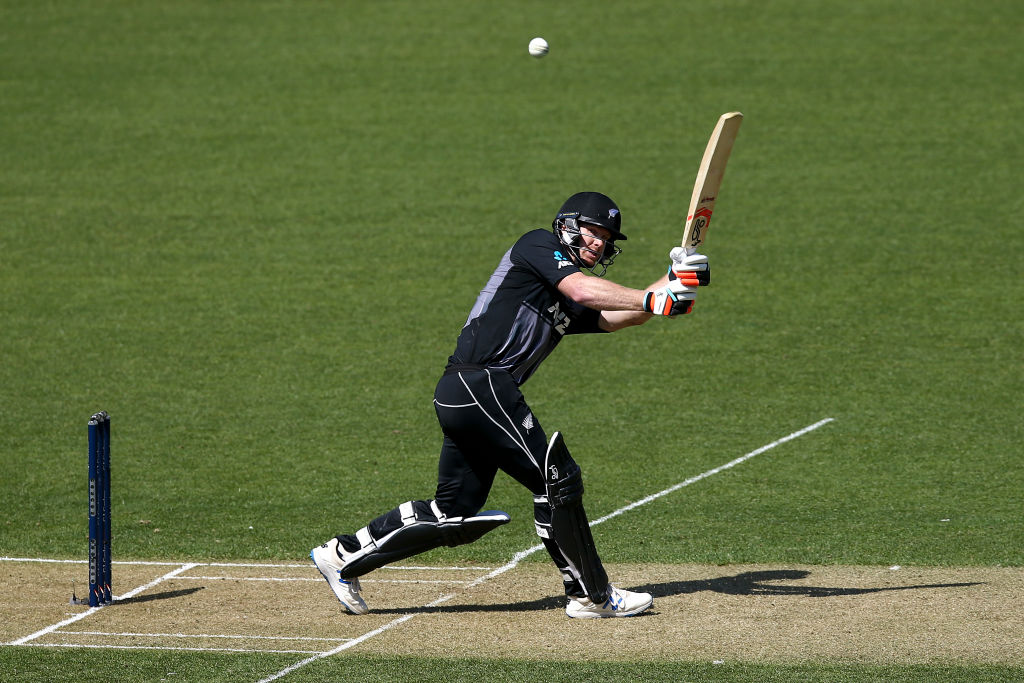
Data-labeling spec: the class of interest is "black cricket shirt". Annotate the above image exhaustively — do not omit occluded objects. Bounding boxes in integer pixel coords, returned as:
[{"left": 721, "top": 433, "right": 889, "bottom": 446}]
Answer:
[{"left": 446, "top": 229, "right": 606, "bottom": 385}]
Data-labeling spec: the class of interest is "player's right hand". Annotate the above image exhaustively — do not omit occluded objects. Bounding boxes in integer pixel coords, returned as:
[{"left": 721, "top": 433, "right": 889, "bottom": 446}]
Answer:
[
  {"left": 669, "top": 248, "right": 710, "bottom": 286},
  {"left": 643, "top": 279, "right": 697, "bottom": 316}
]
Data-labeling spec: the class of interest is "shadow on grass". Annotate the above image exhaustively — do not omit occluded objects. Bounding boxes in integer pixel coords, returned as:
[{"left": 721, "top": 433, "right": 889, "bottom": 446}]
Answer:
[{"left": 370, "top": 569, "right": 982, "bottom": 615}]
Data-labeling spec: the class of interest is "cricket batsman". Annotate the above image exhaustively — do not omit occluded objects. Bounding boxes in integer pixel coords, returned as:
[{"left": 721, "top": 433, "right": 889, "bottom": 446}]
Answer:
[{"left": 312, "top": 191, "right": 709, "bottom": 618}]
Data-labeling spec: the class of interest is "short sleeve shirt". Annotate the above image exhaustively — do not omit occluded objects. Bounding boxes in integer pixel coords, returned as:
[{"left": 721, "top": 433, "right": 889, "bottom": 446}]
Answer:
[{"left": 447, "top": 229, "right": 606, "bottom": 385}]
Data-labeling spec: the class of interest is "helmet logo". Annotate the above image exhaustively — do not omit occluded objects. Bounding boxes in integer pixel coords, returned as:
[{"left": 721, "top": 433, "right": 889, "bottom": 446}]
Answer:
[{"left": 608, "top": 209, "right": 619, "bottom": 218}]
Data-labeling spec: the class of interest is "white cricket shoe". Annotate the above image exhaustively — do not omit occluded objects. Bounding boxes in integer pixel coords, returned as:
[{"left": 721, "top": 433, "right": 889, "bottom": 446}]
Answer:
[
  {"left": 565, "top": 584, "right": 653, "bottom": 619},
  {"left": 311, "top": 538, "right": 368, "bottom": 615}
]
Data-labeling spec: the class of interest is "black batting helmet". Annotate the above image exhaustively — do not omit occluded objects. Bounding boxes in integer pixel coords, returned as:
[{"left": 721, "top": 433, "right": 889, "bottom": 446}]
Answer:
[
  {"left": 552, "top": 191, "right": 627, "bottom": 241},
  {"left": 551, "top": 191, "right": 625, "bottom": 277}
]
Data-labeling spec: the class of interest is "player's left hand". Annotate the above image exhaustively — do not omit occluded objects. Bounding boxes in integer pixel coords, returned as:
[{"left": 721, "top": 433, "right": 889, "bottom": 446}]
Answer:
[
  {"left": 668, "top": 247, "right": 710, "bottom": 286},
  {"left": 643, "top": 279, "right": 698, "bottom": 316}
]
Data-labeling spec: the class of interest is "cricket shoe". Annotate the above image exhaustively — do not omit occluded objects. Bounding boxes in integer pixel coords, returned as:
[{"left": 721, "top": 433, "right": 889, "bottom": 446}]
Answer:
[
  {"left": 565, "top": 584, "right": 653, "bottom": 619},
  {"left": 311, "top": 538, "right": 368, "bottom": 615}
]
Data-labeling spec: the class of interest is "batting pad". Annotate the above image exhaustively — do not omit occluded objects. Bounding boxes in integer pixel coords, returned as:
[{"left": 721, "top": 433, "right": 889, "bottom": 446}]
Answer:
[{"left": 340, "top": 504, "right": 511, "bottom": 579}]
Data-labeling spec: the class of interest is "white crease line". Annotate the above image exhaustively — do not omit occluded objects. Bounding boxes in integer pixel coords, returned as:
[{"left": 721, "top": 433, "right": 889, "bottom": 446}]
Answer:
[
  {"left": 258, "top": 417, "right": 835, "bottom": 682},
  {"left": 173, "top": 576, "right": 466, "bottom": 585},
  {"left": 193, "top": 562, "right": 310, "bottom": 568},
  {"left": 8, "top": 563, "right": 199, "bottom": 646},
  {"left": 116, "top": 563, "right": 202, "bottom": 601},
  {"left": 363, "top": 579, "right": 468, "bottom": 584},
  {"left": 5, "top": 420, "right": 834, "bottom": 661},
  {"left": 195, "top": 563, "right": 492, "bottom": 572},
  {"left": 471, "top": 418, "right": 837, "bottom": 585},
  {"left": 58, "top": 630, "right": 348, "bottom": 642},
  {"left": 257, "top": 589, "right": 460, "bottom": 683},
  {"left": 176, "top": 576, "right": 321, "bottom": 582},
  {"left": 21, "top": 642, "right": 325, "bottom": 654},
  {"left": 465, "top": 545, "right": 546, "bottom": 587},
  {"left": 255, "top": 615, "right": 418, "bottom": 683},
  {"left": 0, "top": 557, "right": 188, "bottom": 566},
  {"left": 0, "top": 557, "right": 492, "bottom": 572},
  {"left": 376, "top": 565, "right": 494, "bottom": 571},
  {"left": 591, "top": 417, "right": 837, "bottom": 527}
]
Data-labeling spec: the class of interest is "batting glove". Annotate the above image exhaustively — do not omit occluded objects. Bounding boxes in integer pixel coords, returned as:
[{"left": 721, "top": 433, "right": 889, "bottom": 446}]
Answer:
[
  {"left": 668, "top": 247, "right": 710, "bottom": 287},
  {"left": 643, "top": 279, "right": 697, "bottom": 316}
]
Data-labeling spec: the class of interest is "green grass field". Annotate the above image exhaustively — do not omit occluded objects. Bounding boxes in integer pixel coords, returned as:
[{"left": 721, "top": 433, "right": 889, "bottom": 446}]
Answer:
[{"left": 2, "top": 0, "right": 1021, "bottom": 680}]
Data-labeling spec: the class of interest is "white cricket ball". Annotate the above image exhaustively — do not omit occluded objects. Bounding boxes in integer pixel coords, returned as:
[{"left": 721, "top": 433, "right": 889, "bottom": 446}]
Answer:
[{"left": 528, "top": 37, "right": 549, "bottom": 58}]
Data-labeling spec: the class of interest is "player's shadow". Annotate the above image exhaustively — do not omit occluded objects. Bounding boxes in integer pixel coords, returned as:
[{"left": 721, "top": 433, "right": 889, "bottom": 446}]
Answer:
[
  {"left": 629, "top": 569, "right": 983, "bottom": 599},
  {"left": 372, "top": 569, "right": 981, "bottom": 615},
  {"left": 115, "top": 586, "right": 205, "bottom": 604}
]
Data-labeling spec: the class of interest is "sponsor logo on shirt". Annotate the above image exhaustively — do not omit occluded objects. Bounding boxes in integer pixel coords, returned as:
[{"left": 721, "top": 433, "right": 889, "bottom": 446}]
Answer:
[{"left": 553, "top": 250, "right": 573, "bottom": 269}]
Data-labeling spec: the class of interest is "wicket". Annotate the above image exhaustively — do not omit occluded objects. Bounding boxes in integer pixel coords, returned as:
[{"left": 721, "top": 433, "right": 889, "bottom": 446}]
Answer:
[{"left": 88, "top": 411, "right": 112, "bottom": 606}]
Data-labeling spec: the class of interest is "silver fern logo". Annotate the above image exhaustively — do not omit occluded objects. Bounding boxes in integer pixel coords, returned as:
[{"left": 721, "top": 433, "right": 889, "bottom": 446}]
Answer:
[{"left": 522, "top": 412, "right": 534, "bottom": 431}]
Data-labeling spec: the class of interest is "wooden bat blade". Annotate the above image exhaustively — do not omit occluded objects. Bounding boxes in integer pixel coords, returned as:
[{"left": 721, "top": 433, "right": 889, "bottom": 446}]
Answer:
[{"left": 681, "top": 111, "right": 743, "bottom": 253}]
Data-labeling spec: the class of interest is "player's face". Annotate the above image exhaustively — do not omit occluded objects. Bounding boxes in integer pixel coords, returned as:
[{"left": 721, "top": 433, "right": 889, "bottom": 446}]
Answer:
[{"left": 577, "top": 223, "right": 613, "bottom": 266}]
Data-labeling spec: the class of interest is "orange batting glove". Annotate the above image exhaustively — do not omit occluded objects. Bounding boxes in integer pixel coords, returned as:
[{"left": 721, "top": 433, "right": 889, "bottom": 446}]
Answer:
[{"left": 669, "top": 248, "right": 710, "bottom": 287}]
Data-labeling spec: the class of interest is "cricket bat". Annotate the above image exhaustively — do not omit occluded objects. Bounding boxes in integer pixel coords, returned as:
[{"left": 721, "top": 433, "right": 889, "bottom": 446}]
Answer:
[{"left": 680, "top": 111, "right": 743, "bottom": 254}]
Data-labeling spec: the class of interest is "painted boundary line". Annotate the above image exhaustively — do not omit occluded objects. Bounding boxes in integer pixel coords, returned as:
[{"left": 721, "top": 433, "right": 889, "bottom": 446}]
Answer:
[{"left": 256, "top": 417, "right": 835, "bottom": 682}]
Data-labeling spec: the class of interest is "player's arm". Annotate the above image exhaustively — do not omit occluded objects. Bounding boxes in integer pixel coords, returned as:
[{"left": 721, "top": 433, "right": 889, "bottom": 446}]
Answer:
[
  {"left": 557, "top": 250, "right": 710, "bottom": 332},
  {"left": 556, "top": 272, "right": 647, "bottom": 314},
  {"left": 597, "top": 272, "right": 669, "bottom": 331}
]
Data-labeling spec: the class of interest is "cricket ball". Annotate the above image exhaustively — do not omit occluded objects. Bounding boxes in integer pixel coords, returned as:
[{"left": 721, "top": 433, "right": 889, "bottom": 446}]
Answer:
[{"left": 528, "top": 37, "right": 549, "bottom": 58}]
